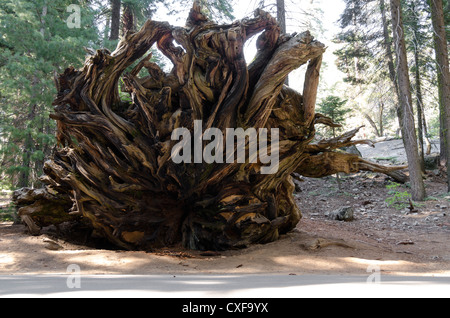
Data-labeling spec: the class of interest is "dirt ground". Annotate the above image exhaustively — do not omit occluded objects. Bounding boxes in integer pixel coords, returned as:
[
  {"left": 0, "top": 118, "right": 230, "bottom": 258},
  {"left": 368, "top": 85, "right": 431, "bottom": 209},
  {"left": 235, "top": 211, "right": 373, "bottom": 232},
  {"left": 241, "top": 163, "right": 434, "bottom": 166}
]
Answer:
[
  {"left": 1, "top": 141, "right": 449, "bottom": 277},
  {"left": 0, "top": 173, "right": 449, "bottom": 277}
]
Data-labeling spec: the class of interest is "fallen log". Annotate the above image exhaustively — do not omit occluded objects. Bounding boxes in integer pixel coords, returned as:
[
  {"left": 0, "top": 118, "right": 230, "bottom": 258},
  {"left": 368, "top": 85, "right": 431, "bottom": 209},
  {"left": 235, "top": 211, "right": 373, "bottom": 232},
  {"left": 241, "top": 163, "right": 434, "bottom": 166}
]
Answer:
[{"left": 13, "top": 1, "right": 407, "bottom": 251}]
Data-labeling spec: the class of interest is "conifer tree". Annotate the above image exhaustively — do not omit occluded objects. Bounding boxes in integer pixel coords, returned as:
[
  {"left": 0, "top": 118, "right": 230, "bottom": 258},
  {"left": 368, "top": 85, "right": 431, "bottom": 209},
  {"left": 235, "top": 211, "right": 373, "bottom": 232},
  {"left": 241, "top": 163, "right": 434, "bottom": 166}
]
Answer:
[{"left": 0, "top": 0, "right": 101, "bottom": 189}]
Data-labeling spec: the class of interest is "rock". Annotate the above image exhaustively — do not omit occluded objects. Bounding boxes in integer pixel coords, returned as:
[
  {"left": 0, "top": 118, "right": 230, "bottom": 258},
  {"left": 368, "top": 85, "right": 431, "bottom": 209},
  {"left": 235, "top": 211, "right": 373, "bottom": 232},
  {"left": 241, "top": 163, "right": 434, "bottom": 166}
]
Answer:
[
  {"left": 424, "top": 154, "right": 440, "bottom": 170},
  {"left": 431, "top": 169, "right": 440, "bottom": 176},
  {"left": 341, "top": 145, "right": 362, "bottom": 157},
  {"left": 43, "top": 238, "right": 64, "bottom": 251},
  {"left": 325, "top": 206, "right": 354, "bottom": 222}
]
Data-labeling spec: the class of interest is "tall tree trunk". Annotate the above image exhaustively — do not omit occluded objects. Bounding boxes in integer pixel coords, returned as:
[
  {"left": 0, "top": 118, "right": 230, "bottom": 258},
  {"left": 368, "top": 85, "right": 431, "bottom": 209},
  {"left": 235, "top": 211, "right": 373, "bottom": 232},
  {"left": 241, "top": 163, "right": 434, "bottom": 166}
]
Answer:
[
  {"left": 18, "top": 133, "right": 32, "bottom": 189},
  {"left": 430, "top": 0, "right": 450, "bottom": 191},
  {"left": 422, "top": 107, "right": 432, "bottom": 155},
  {"left": 276, "top": 0, "right": 287, "bottom": 34},
  {"left": 379, "top": 102, "right": 385, "bottom": 137},
  {"left": 276, "top": 0, "right": 289, "bottom": 86},
  {"left": 34, "top": 4, "right": 49, "bottom": 186},
  {"left": 122, "top": 3, "right": 134, "bottom": 35},
  {"left": 390, "top": 0, "right": 426, "bottom": 201},
  {"left": 414, "top": 36, "right": 426, "bottom": 172},
  {"left": 109, "top": 0, "right": 121, "bottom": 40},
  {"left": 18, "top": 104, "right": 36, "bottom": 188},
  {"left": 379, "top": 0, "right": 400, "bottom": 100},
  {"left": 364, "top": 113, "right": 381, "bottom": 137},
  {"left": 104, "top": 16, "right": 111, "bottom": 42}
]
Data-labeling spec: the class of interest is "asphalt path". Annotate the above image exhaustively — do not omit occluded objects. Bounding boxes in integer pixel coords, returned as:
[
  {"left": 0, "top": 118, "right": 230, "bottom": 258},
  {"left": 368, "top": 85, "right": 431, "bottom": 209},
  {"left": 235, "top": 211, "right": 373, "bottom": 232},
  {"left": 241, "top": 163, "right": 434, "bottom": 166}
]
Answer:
[{"left": 0, "top": 274, "right": 449, "bottom": 298}]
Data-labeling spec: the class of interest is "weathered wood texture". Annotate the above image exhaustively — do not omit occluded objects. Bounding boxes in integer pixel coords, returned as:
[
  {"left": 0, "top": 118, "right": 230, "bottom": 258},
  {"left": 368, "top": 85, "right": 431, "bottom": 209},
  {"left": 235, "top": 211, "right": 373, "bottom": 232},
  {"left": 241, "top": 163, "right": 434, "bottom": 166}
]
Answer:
[{"left": 13, "top": 2, "right": 407, "bottom": 251}]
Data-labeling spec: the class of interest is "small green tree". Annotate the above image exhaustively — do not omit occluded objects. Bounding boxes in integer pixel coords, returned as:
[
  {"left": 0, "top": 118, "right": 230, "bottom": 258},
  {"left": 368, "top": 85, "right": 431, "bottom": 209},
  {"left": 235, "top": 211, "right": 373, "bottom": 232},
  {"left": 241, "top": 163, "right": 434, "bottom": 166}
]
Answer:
[
  {"left": 317, "top": 95, "right": 351, "bottom": 138},
  {"left": 316, "top": 95, "right": 351, "bottom": 190}
]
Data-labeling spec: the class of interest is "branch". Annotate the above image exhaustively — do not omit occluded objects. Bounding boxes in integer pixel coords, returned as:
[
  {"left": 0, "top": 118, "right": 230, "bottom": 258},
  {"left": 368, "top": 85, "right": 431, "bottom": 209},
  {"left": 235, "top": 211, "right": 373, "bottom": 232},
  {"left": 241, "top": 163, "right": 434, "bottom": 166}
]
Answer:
[
  {"left": 244, "top": 31, "right": 325, "bottom": 129},
  {"left": 306, "top": 126, "right": 375, "bottom": 153},
  {"left": 295, "top": 152, "right": 408, "bottom": 183}
]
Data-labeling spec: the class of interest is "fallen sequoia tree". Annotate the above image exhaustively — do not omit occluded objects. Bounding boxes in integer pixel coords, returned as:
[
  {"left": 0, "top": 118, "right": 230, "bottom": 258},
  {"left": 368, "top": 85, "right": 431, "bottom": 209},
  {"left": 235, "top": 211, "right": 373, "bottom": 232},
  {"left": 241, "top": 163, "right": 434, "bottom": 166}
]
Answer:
[{"left": 13, "top": 2, "right": 407, "bottom": 251}]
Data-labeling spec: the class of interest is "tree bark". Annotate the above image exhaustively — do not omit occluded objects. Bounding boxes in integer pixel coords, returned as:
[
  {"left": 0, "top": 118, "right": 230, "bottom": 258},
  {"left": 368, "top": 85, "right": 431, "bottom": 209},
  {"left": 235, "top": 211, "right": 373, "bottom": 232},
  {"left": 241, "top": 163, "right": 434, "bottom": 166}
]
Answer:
[
  {"left": 390, "top": 0, "right": 426, "bottom": 201},
  {"left": 430, "top": 0, "right": 450, "bottom": 191},
  {"left": 276, "top": 0, "right": 287, "bottom": 34},
  {"left": 414, "top": 38, "right": 426, "bottom": 172},
  {"left": 276, "top": 0, "right": 288, "bottom": 86},
  {"left": 109, "top": 0, "right": 121, "bottom": 40},
  {"left": 364, "top": 113, "right": 381, "bottom": 137},
  {"left": 122, "top": 3, "right": 134, "bottom": 36},
  {"left": 13, "top": 2, "right": 407, "bottom": 251},
  {"left": 379, "top": 102, "right": 384, "bottom": 137},
  {"left": 379, "top": 0, "right": 400, "bottom": 100}
]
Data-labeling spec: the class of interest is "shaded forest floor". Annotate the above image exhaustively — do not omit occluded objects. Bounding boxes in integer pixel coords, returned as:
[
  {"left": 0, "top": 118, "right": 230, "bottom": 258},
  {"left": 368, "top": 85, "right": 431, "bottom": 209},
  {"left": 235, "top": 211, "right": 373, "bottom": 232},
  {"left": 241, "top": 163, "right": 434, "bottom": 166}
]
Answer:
[{"left": 1, "top": 140, "right": 450, "bottom": 277}]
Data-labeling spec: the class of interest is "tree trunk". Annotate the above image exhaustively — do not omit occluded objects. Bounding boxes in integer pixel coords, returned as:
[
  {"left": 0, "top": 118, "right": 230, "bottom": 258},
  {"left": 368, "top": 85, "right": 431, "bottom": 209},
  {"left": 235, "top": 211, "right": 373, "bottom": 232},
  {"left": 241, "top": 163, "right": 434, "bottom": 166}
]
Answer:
[
  {"left": 422, "top": 107, "right": 432, "bottom": 155},
  {"left": 379, "top": 0, "right": 400, "bottom": 100},
  {"left": 430, "top": 0, "right": 450, "bottom": 191},
  {"left": 390, "top": 0, "right": 426, "bottom": 201},
  {"left": 109, "top": 0, "right": 121, "bottom": 40},
  {"left": 378, "top": 102, "right": 384, "bottom": 137},
  {"left": 364, "top": 113, "right": 381, "bottom": 137},
  {"left": 18, "top": 130, "right": 32, "bottom": 188},
  {"left": 122, "top": 3, "right": 134, "bottom": 36},
  {"left": 276, "top": 0, "right": 288, "bottom": 86},
  {"left": 414, "top": 42, "right": 426, "bottom": 172},
  {"left": 276, "top": 0, "right": 287, "bottom": 34},
  {"left": 13, "top": 2, "right": 407, "bottom": 251}
]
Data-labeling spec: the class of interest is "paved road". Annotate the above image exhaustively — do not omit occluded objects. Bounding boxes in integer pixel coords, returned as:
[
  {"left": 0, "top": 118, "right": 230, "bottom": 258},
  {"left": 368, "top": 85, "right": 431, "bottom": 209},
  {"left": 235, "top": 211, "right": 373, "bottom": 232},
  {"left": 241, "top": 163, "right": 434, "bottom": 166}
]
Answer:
[{"left": 0, "top": 274, "right": 449, "bottom": 298}]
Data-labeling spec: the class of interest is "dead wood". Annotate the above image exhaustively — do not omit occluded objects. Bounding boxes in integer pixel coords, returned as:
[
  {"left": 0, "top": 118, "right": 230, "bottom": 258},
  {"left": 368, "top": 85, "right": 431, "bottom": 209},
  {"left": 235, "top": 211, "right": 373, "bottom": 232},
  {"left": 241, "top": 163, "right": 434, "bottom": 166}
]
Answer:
[{"left": 13, "top": 1, "right": 406, "bottom": 251}]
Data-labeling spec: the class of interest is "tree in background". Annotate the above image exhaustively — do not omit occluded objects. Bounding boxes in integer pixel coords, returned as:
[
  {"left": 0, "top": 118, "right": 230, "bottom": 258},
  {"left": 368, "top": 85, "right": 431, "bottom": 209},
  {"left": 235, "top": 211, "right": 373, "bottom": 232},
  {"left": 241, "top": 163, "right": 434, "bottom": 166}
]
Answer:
[
  {"left": 334, "top": 0, "right": 373, "bottom": 87},
  {"left": 109, "top": 0, "right": 121, "bottom": 40},
  {"left": 316, "top": 95, "right": 351, "bottom": 138},
  {"left": 403, "top": 0, "right": 435, "bottom": 169},
  {"left": 248, "top": 0, "right": 324, "bottom": 89},
  {"left": 390, "top": 0, "right": 426, "bottom": 201},
  {"left": 0, "top": 0, "right": 101, "bottom": 189},
  {"left": 0, "top": 0, "right": 236, "bottom": 191},
  {"left": 334, "top": 0, "right": 440, "bottom": 143},
  {"left": 166, "top": 0, "right": 235, "bottom": 22},
  {"left": 316, "top": 95, "right": 351, "bottom": 190},
  {"left": 252, "top": 0, "right": 324, "bottom": 37},
  {"left": 429, "top": 0, "right": 450, "bottom": 191},
  {"left": 334, "top": 0, "right": 399, "bottom": 138},
  {"left": 108, "top": 0, "right": 164, "bottom": 41}
]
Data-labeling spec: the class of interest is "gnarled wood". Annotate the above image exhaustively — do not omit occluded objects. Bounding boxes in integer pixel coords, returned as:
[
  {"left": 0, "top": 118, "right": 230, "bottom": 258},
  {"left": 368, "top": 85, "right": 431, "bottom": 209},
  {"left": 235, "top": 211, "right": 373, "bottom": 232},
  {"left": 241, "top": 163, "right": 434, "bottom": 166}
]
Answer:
[{"left": 13, "top": 1, "right": 406, "bottom": 251}]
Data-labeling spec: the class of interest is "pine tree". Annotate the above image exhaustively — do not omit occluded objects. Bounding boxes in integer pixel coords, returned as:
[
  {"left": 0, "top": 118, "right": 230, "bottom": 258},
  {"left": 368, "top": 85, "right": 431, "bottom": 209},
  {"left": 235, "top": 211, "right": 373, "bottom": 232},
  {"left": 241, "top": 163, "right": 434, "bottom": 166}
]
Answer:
[
  {"left": 429, "top": 0, "right": 450, "bottom": 191},
  {"left": 0, "top": 0, "right": 101, "bottom": 189},
  {"left": 317, "top": 95, "right": 351, "bottom": 138},
  {"left": 333, "top": 0, "right": 400, "bottom": 138},
  {"left": 390, "top": 0, "right": 426, "bottom": 201},
  {"left": 403, "top": 0, "right": 435, "bottom": 167}
]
